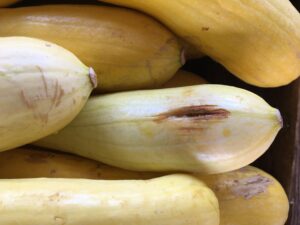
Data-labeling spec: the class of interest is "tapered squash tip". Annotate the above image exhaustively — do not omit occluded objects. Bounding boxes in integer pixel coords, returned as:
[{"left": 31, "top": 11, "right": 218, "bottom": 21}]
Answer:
[
  {"left": 180, "top": 48, "right": 186, "bottom": 65},
  {"left": 89, "top": 67, "right": 98, "bottom": 89},
  {"left": 276, "top": 109, "right": 283, "bottom": 129}
]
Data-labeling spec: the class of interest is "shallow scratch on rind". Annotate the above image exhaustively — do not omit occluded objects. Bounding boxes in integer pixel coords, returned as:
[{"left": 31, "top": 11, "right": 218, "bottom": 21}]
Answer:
[
  {"left": 52, "top": 79, "right": 59, "bottom": 106},
  {"left": 55, "top": 87, "right": 65, "bottom": 107},
  {"left": 20, "top": 90, "right": 33, "bottom": 109},
  {"left": 36, "top": 66, "right": 49, "bottom": 97}
]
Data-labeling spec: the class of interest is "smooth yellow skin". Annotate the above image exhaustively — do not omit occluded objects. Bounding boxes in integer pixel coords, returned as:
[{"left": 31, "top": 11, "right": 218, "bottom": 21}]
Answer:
[
  {"left": 36, "top": 85, "right": 282, "bottom": 173},
  {"left": 0, "top": 0, "right": 19, "bottom": 7},
  {"left": 100, "top": 0, "right": 300, "bottom": 87},
  {"left": 0, "top": 147, "right": 160, "bottom": 180},
  {"left": 162, "top": 70, "right": 207, "bottom": 88},
  {"left": 0, "top": 37, "right": 95, "bottom": 152},
  {"left": 0, "top": 149, "right": 288, "bottom": 225},
  {"left": 0, "top": 174, "right": 220, "bottom": 225},
  {"left": 0, "top": 5, "right": 183, "bottom": 92},
  {"left": 197, "top": 166, "right": 289, "bottom": 225}
]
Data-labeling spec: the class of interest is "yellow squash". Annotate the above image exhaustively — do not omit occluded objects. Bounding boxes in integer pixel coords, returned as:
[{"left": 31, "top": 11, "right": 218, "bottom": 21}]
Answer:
[
  {"left": 197, "top": 166, "right": 289, "bottom": 225},
  {"left": 0, "top": 147, "right": 159, "bottom": 179},
  {"left": 0, "top": 174, "right": 220, "bottom": 225},
  {"left": 100, "top": 0, "right": 300, "bottom": 87},
  {"left": 0, "top": 148, "right": 288, "bottom": 225},
  {"left": 0, "top": 0, "right": 19, "bottom": 7},
  {"left": 35, "top": 84, "right": 282, "bottom": 173},
  {"left": 162, "top": 70, "right": 207, "bottom": 88},
  {"left": 0, "top": 5, "right": 184, "bottom": 92},
  {"left": 0, "top": 37, "right": 96, "bottom": 152}
]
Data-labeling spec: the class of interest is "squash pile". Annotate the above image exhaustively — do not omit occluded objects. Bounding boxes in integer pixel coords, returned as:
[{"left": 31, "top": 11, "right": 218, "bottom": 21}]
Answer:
[{"left": 0, "top": 0, "right": 297, "bottom": 224}]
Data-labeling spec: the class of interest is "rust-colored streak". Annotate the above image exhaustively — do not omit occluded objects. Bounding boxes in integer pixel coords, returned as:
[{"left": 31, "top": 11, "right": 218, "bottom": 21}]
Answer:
[
  {"left": 155, "top": 105, "right": 230, "bottom": 122},
  {"left": 36, "top": 66, "right": 49, "bottom": 98},
  {"left": 55, "top": 87, "right": 65, "bottom": 107},
  {"left": 20, "top": 90, "right": 34, "bottom": 109},
  {"left": 51, "top": 79, "right": 64, "bottom": 108}
]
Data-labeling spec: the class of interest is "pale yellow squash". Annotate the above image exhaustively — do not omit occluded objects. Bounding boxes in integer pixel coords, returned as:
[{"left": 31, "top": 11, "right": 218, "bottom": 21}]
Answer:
[
  {"left": 0, "top": 37, "right": 95, "bottom": 152},
  {"left": 0, "top": 174, "right": 220, "bottom": 225},
  {"left": 0, "top": 148, "right": 288, "bottom": 225},
  {"left": 35, "top": 85, "right": 282, "bottom": 173}
]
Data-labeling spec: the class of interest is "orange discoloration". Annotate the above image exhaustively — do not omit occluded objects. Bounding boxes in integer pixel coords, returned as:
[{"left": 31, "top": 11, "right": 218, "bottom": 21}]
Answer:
[{"left": 223, "top": 128, "right": 231, "bottom": 137}]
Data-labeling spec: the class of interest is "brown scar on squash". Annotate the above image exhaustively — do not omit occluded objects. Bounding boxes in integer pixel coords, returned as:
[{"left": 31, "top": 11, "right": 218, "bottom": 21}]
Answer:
[
  {"left": 216, "top": 175, "right": 273, "bottom": 200},
  {"left": 155, "top": 105, "right": 230, "bottom": 122}
]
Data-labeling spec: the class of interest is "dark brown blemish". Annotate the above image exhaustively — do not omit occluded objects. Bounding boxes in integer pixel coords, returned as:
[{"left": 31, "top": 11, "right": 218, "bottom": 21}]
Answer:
[
  {"left": 155, "top": 105, "right": 230, "bottom": 122},
  {"left": 202, "top": 27, "right": 210, "bottom": 31}
]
